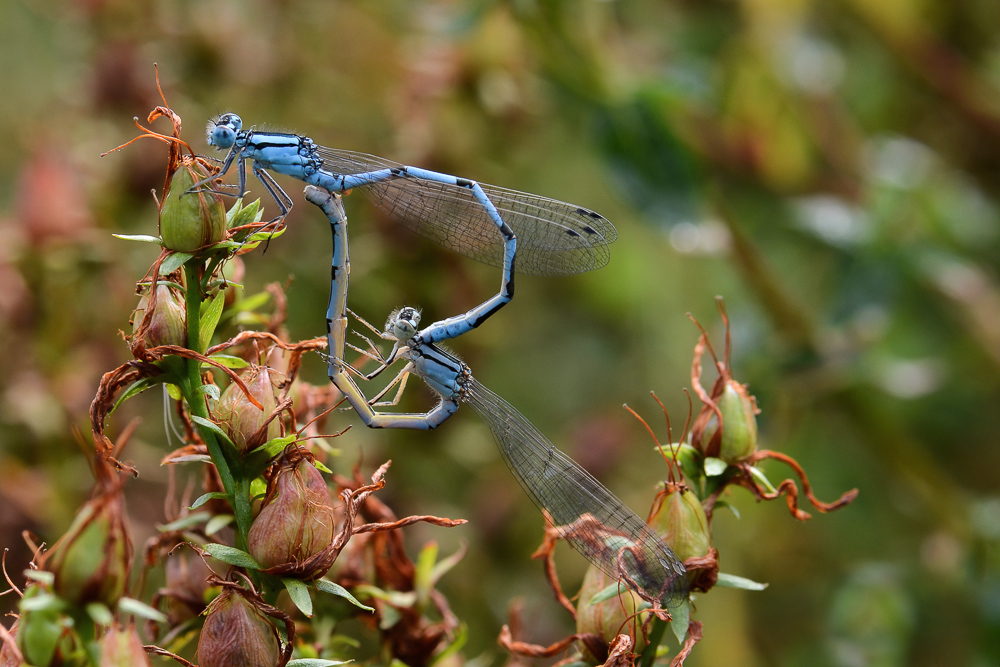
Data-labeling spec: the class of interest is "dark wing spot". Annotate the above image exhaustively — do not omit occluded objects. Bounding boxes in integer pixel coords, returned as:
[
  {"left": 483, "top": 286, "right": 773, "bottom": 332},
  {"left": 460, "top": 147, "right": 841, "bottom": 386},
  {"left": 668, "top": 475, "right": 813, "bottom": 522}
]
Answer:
[
  {"left": 577, "top": 207, "right": 603, "bottom": 220},
  {"left": 581, "top": 226, "right": 597, "bottom": 235},
  {"left": 565, "top": 229, "right": 581, "bottom": 238}
]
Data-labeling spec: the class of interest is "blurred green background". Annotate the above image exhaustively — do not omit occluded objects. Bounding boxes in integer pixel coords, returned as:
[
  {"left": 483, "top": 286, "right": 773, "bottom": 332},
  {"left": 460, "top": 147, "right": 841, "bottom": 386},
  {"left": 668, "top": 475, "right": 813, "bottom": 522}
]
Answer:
[{"left": 1, "top": 0, "right": 999, "bottom": 665}]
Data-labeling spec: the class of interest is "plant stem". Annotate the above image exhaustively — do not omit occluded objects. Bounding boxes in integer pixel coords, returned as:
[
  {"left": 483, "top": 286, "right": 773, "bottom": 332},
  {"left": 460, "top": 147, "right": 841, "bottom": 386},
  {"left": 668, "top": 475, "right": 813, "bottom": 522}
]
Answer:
[{"left": 183, "top": 261, "right": 252, "bottom": 550}]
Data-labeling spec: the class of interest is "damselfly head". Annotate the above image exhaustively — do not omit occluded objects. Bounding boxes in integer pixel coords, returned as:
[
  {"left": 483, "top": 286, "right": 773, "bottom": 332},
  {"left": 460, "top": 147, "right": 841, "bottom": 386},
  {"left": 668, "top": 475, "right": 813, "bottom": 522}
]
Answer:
[
  {"left": 386, "top": 306, "right": 420, "bottom": 341},
  {"left": 207, "top": 113, "right": 242, "bottom": 150}
]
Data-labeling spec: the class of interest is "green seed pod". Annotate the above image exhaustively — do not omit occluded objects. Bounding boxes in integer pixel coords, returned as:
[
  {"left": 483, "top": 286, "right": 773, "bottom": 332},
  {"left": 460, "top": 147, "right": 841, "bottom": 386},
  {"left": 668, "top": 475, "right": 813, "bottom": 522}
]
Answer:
[
  {"left": 214, "top": 366, "right": 280, "bottom": 453},
  {"left": 197, "top": 588, "right": 281, "bottom": 667},
  {"left": 159, "top": 161, "right": 226, "bottom": 252},
  {"left": 132, "top": 284, "right": 187, "bottom": 348},
  {"left": 700, "top": 380, "right": 759, "bottom": 464},
  {"left": 650, "top": 486, "right": 711, "bottom": 564},
  {"left": 99, "top": 625, "right": 152, "bottom": 667},
  {"left": 575, "top": 565, "right": 646, "bottom": 663},
  {"left": 45, "top": 491, "right": 132, "bottom": 607},
  {"left": 248, "top": 453, "right": 335, "bottom": 574}
]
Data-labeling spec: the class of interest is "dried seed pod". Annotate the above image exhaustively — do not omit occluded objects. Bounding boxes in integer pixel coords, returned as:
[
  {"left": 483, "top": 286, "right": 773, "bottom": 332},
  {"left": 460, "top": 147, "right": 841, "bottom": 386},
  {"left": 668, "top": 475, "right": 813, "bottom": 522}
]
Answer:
[
  {"left": 575, "top": 565, "right": 646, "bottom": 664},
  {"left": 214, "top": 365, "right": 280, "bottom": 453},
  {"left": 248, "top": 449, "right": 335, "bottom": 576},
  {"left": 132, "top": 284, "right": 187, "bottom": 349},
  {"left": 197, "top": 587, "right": 282, "bottom": 667}
]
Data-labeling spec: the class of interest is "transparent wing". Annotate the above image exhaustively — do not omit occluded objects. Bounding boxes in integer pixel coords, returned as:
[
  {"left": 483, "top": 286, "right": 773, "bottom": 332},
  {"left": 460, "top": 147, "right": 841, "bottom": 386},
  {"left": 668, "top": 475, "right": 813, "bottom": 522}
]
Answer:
[
  {"left": 465, "top": 378, "right": 688, "bottom": 607},
  {"left": 314, "top": 146, "right": 616, "bottom": 277}
]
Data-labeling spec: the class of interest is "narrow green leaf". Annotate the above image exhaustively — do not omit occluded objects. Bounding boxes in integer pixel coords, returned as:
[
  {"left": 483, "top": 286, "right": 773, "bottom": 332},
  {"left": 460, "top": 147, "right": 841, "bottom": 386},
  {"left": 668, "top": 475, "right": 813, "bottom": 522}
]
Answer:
[
  {"left": 747, "top": 465, "right": 777, "bottom": 493},
  {"left": 203, "top": 543, "right": 261, "bottom": 570},
  {"left": 189, "top": 493, "right": 229, "bottom": 511},
  {"left": 190, "top": 415, "right": 234, "bottom": 446},
  {"left": 205, "top": 514, "right": 235, "bottom": 535},
  {"left": 159, "top": 252, "right": 194, "bottom": 275},
  {"left": 286, "top": 660, "right": 352, "bottom": 667},
  {"left": 24, "top": 570, "right": 54, "bottom": 585},
  {"left": 430, "top": 545, "right": 466, "bottom": 586},
  {"left": 85, "top": 602, "right": 114, "bottom": 627},
  {"left": 429, "top": 623, "right": 467, "bottom": 667},
  {"left": 117, "top": 597, "right": 168, "bottom": 623},
  {"left": 205, "top": 354, "right": 250, "bottom": 369},
  {"left": 313, "top": 459, "right": 334, "bottom": 474},
  {"left": 110, "top": 376, "right": 164, "bottom": 414},
  {"left": 198, "top": 290, "right": 227, "bottom": 353},
  {"left": 588, "top": 582, "right": 629, "bottom": 605},
  {"left": 315, "top": 579, "right": 374, "bottom": 612},
  {"left": 112, "top": 234, "right": 162, "bottom": 243},
  {"left": 283, "top": 578, "right": 313, "bottom": 617},
  {"left": 715, "top": 573, "right": 768, "bottom": 591},
  {"left": 159, "top": 511, "right": 212, "bottom": 532},
  {"left": 230, "top": 291, "right": 272, "bottom": 314},
  {"left": 166, "top": 383, "right": 182, "bottom": 400},
  {"left": 670, "top": 599, "right": 691, "bottom": 645}
]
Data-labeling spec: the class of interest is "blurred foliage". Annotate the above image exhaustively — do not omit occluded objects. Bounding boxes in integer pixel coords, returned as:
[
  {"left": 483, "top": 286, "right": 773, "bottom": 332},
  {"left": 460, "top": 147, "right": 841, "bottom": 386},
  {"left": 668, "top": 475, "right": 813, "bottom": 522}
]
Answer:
[{"left": 1, "top": 0, "right": 999, "bottom": 665}]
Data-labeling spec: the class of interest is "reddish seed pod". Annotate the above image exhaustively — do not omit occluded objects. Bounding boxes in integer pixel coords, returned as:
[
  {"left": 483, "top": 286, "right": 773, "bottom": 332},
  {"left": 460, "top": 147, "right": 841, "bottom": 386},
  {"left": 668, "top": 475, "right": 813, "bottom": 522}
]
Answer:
[
  {"left": 248, "top": 452, "right": 336, "bottom": 575},
  {"left": 197, "top": 588, "right": 282, "bottom": 667},
  {"left": 132, "top": 284, "right": 187, "bottom": 348},
  {"left": 99, "top": 625, "right": 152, "bottom": 667},
  {"left": 214, "top": 365, "right": 280, "bottom": 453}
]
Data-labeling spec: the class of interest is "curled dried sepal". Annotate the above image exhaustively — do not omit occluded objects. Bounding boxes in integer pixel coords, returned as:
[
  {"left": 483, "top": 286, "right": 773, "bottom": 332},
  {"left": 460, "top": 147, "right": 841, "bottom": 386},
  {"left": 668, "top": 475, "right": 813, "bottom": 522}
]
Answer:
[
  {"left": 42, "top": 483, "right": 132, "bottom": 607},
  {"left": 689, "top": 299, "right": 761, "bottom": 464},
  {"left": 575, "top": 565, "right": 646, "bottom": 663},
  {"left": 248, "top": 447, "right": 336, "bottom": 576},
  {"left": 196, "top": 580, "right": 292, "bottom": 667},
  {"left": 214, "top": 364, "right": 281, "bottom": 453},
  {"left": 719, "top": 449, "right": 859, "bottom": 521},
  {"left": 99, "top": 624, "right": 152, "bottom": 667},
  {"left": 132, "top": 283, "right": 187, "bottom": 350},
  {"left": 159, "top": 159, "right": 227, "bottom": 252}
]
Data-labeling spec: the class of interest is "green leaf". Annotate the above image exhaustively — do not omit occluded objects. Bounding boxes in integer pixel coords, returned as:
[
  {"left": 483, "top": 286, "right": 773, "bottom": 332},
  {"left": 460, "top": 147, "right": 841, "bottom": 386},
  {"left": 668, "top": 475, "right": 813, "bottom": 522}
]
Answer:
[
  {"left": 198, "top": 290, "right": 227, "bottom": 353},
  {"left": 747, "top": 465, "right": 777, "bottom": 493},
  {"left": 313, "top": 459, "right": 334, "bottom": 474},
  {"left": 206, "top": 354, "right": 250, "bottom": 369},
  {"left": 715, "top": 573, "right": 768, "bottom": 591},
  {"left": 315, "top": 579, "right": 374, "bottom": 612},
  {"left": 430, "top": 545, "right": 466, "bottom": 586},
  {"left": 229, "top": 290, "right": 272, "bottom": 315},
  {"left": 86, "top": 602, "right": 114, "bottom": 626},
  {"left": 670, "top": 599, "right": 691, "bottom": 644},
  {"left": 429, "top": 623, "right": 467, "bottom": 667},
  {"left": 166, "top": 383, "right": 182, "bottom": 400},
  {"left": 414, "top": 542, "right": 438, "bottom": 598},
  {"left": 24, "top": 570, "right": 54, "bottom": 586},
  {"left": 353, "top": 584, "right": 417, "bottom": 608},
  {"left": 159, "top": 252, "right": 194, "bottom": 275},
  {"left": 110, "top": 376, "right": 165, "bottom": 414},
  {"left": 286, "top": 660, "right": 353, "bottom": 667},
  {"left": 703, "top": 457, "right": 728, "bottom": 477},
  {"left": 205, "top": 514, "right": 235, "bottom": 536},
  {"left": 159, "top": 511, "right": 212, "bottom": 532},
  {"left": 190, "top": 415, "right": 234, "bottom": 446},
  {"left": 588, "top": 582, "right": 629, "bottom": 605},
  {"left": 118, "top": 596, "right": 169, "bottom": 623},
  {"left": 203, "top": 543, "right": 261, "bottom": 570},
  {"left": 19, "top": 590, "right": 62, "bottom": 612},
  {"left": 283, "top": 578, "right": 314, "bottom": 617},
  {"left": 200, "top": 383, "right": 221, "bottom": 402},
  {"left": 113, "top": 234, "right": 162, "bottom": 244},
  {"left": 189, "top": 493, "right": 229, "bottom": 511}
]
